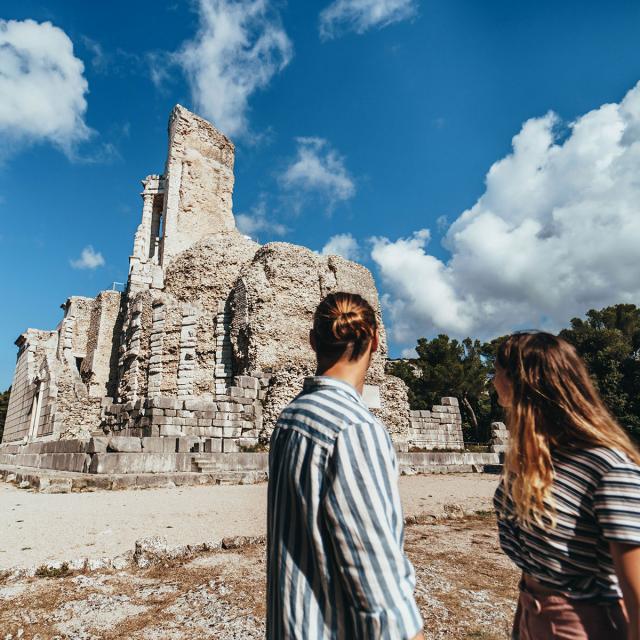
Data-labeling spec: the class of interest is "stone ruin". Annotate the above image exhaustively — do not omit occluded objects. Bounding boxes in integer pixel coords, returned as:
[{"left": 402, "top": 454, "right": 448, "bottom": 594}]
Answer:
[{"left": 0, "top": 106, "right": 470, "bottom": 480}]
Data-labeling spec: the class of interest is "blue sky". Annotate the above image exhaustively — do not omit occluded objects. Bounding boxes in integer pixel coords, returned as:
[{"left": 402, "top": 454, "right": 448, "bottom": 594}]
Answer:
[{"left": 1, "top": 0, "right": 640, "bottom": 389}]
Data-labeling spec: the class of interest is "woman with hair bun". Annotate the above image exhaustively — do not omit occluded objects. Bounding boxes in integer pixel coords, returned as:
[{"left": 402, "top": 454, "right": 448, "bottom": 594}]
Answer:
[
  {"left": 267, "top": 291, "right": 424, "bottom": 640},
  {"left": 493, "top": 332, "right": 640, "bottom": 639}
]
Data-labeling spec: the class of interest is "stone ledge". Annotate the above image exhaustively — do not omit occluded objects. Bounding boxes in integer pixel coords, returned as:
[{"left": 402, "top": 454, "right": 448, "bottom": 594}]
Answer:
[
  {"left": 0, "top": 452, "right": 500, "bottom": 493},
  {"left": 0, "top": 465, "right": 268, "bottom": 492}
]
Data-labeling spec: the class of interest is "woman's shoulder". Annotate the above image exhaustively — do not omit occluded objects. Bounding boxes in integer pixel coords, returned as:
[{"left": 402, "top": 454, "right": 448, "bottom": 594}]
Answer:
[{"left": 554, "top": 445, "right": 640, "bottom": 477}]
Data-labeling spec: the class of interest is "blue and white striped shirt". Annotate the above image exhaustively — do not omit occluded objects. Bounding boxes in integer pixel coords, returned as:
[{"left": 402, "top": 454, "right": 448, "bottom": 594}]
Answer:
[{"left": 267, "top": 376, "right": 423, "bottom": 639}]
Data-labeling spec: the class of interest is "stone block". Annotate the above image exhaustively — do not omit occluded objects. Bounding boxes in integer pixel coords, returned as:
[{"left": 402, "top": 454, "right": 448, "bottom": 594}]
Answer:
[
  {"left": 176, "top": 437, "right": 200, "bottom": 453},
  {"left": 108, "top": 437, "right": 142, "bottom": 453},
  {"left": 204, "top": 438, "right": 222, "bottom": 453},
  {"left": 159, "top": 425, "right": 184, "bottom": 437},
  {"left": 88, "top": 453, "right": 181, "bottom": 474},
  {"left": 362, "top": 385, "right": 381, "bottom": 409},
  {"left": 142, "top": 437, "right": 178, "bottom": 453},
  {"left": 223, "top": 426, "right": 242, "bottom": 438},
  {"left": 184, "top": 398, "right": 217, "bottom": 412},
  {"left": 148, "top": 397, "right": 180, "bottom": 410},
  {"left": 88, "top": 437, "right": 110, "bottom": 453},
  {"left": 237, "top": 437, "right": 258, "bottom": 449},
  {"left": 441, "top": 397, "right": 459, "bottom": 406},
  {"left": 222, "top": 439, "right": 239, "bottom": 453},
  {"left": 235, "top": 376, "right": 259, "bottom": 390}
]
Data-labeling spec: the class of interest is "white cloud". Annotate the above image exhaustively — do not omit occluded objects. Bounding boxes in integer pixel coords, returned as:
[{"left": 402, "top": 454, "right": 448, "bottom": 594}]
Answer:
[
  {"left": 321, "top": 233, "right": 361, "bottom": 260},
  {"left": 320, "top": 0, "right": 418, "bottom": 40},
  {"left": 81, "top": 35, "right": 141, "bottom": 76},
  {"left": 436, "top": 215, "right": 448, "bottom": 232},
  {"left": 0, "top": 19, "right": 91, "bottom": 154},
  {"left": 280, "top": 137, "right": 355, "bottom": 210},
  {"left": 70, "top": 246, "right": 105, "bottom": 270},
  {"left": 236, "top": 199, "right": 288, "bottom": 239},
  {"left": 371, "top": 81, "right": 640, "bottom": 344},
  {"left": 175, "top": 0, "right": 292, "bottom": 138}
]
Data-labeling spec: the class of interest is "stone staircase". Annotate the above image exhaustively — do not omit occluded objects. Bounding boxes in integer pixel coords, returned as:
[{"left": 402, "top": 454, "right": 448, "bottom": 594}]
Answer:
[
  {"left": 192, "top": 456, "right": 219, "bottom": 473},
  {"left": 191, "top": 454, "right": 267, "bottom": 484}
]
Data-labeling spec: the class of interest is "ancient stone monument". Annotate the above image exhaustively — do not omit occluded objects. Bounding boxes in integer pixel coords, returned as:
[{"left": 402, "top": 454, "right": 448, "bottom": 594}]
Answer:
[{"left": 0, "top": 106, "right": 471, "bottom": 482}]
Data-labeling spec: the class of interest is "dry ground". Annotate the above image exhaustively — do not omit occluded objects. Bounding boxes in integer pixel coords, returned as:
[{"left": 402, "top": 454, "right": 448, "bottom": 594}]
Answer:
[
  {"left": 0, "top": 514, "right": 519, "bottom": 640},
  {"left": 0, "top": 474, "right": 499, "bottom": 570}
]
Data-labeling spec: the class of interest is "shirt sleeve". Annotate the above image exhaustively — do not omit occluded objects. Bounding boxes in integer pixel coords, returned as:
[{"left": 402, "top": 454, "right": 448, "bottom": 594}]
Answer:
[
  {"left": 594, "top": 460, "right": 640, "bottom": 545},
  {"left": 322, "top": 421, "right": 423, "bottom": 639}
]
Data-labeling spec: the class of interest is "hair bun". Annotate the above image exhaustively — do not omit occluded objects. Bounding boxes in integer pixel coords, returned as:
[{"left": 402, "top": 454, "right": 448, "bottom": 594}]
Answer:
[
  {"left": 313, "top": 292, "right": 377, "bottom": 361},
  {"left": 331, "top": 309, "right": 367, "bottom": 344}
]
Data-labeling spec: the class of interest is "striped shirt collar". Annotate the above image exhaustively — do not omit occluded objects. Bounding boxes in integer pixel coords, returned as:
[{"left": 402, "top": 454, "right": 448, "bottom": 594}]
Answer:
[{"left": 302, "top": 375, "right": 362, "bottom": 403}]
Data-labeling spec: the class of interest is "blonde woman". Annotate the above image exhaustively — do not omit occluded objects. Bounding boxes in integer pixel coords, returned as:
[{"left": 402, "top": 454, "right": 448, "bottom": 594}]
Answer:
[{"left": 493, "top": 332, "right": 640, "bottom": 639}]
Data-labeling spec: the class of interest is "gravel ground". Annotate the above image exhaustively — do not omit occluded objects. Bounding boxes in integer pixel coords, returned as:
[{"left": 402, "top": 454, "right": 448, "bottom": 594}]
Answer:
[
  {"left": 0, "top": 514, "right": 518, "bottom": 640},
  {"left": 0, "top": 473, "right": 499, "bottom": 570}
]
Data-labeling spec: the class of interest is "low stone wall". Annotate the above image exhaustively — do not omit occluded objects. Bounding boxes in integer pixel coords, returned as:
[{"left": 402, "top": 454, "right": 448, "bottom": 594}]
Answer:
[
  {"left": 0, "top": 442, "right": 500, "bottom": 489},
  {"left": 398, "top": 451, "right": 501, "bottom": 474},
  {"left": 406, "top": 397, "right": 464, "bottom": 451},
  {"left": 0, "top": 438, "right": 269, "bottom": 475}
]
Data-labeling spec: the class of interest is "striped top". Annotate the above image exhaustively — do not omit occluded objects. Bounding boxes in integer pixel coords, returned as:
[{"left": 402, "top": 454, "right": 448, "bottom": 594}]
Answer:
[
  {"left": 267, "top": 376, "right": 423, "bottom": 640},
  {"left": 494, "top": 446, "right": 640, "bottom": 600}
]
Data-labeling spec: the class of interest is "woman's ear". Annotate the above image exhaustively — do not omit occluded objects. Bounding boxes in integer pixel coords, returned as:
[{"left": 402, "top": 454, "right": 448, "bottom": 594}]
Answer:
[{"left": 309, "top": 329, "right": 317, "bottom": 353}]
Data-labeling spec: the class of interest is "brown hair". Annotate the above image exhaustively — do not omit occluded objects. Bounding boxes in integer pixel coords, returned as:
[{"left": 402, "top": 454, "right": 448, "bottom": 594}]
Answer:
[
  {"left": 313, "top": 292, "right": 377, "bottom": 361},
  {"left": 497, "top": 332, "right": 640, "bottom": 525}
]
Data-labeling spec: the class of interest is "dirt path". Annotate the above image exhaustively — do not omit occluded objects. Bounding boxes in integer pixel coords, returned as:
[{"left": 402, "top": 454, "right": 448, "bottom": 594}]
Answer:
[
  {"left": 0, "top": 514, "right": 518, "bottom": 640},
  {"left": 0, "top": 473, "right": 499, "bottom": 570}
]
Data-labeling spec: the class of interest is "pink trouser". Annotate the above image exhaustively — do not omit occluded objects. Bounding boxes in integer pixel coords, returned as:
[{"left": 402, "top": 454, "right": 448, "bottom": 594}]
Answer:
[{"left": 514, "top": 578, "right": 628, "bottom": 639}]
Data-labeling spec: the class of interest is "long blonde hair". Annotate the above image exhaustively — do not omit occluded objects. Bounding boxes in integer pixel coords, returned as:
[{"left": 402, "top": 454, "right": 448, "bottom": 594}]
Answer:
[{"left": 497, "top": 332, "right": 640, "bottom": 525}]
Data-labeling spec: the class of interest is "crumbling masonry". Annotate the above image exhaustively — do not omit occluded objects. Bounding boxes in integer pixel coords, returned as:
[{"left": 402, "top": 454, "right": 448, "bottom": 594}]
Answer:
[{"left": 1, "top": 106, "right": 466, "bottom": 477}]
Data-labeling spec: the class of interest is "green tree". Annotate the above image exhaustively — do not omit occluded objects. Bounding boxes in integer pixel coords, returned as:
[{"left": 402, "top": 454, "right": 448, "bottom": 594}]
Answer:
[
  {"left": 389, "top": 335, "right": 492, "bottom": 441},
  {"left": 0, "top": 387, "right": 10, "bottom": 442},
  {"left": 560, "top": 304, "right": 640, "bottom": 436}
]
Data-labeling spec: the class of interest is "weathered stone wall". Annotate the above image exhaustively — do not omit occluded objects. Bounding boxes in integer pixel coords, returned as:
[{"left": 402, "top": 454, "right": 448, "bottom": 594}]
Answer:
[
  {"left": 406, "top": 397, "right": 464, "bottom": 451},
  {"left": 373, "top": 374, "right": 412, "bottom": 439},
  {"left": 163, "top": 232, "right": 258, "bottom": 311},
  {"left": 230, "top": 243, "right": 389, "bottom": 375},
  {"left": 35, "top": 355, "right": 57, "bottom": 438},
  {"left": 2, "top": 330, "right": 57, "bottom": 442},
  {"left": 161, "top": 105, "right": 236, "bottom": 263},
  {"left": 103, "top": 373, "right": 267, "bottom": 450},
  {"left": 82, "top": 291, "right": 122, "bottom": 399},
  {"left": 229, "top": 243, "right": 411, "bottom": 437},
  {"left": 117, "top": 292, "right": 149, "bottom": 402},
  {"left": 64, "top": 296, "right": 95, "bottom": 360}
]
